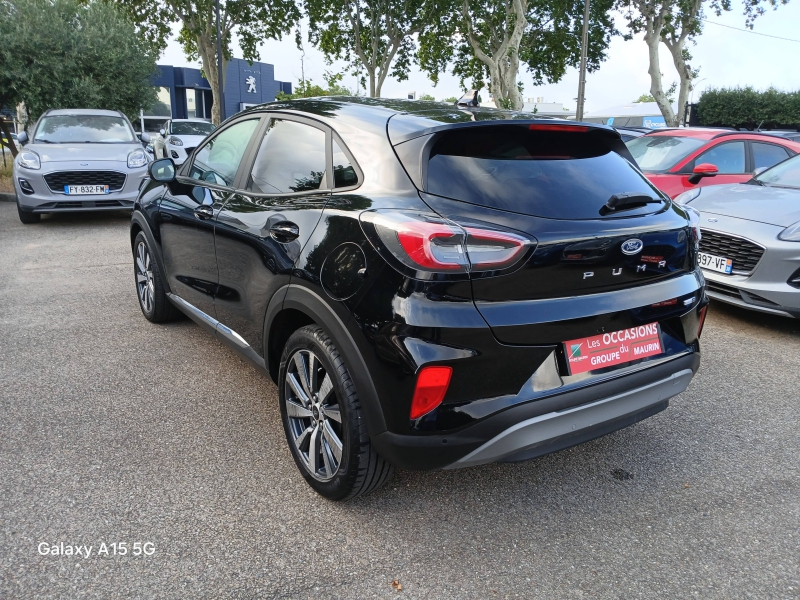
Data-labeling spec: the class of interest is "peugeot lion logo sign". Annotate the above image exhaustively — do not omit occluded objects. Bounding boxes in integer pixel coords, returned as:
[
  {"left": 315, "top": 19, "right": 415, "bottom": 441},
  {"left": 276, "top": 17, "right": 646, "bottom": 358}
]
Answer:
[
  {"left": 246, "top": 76, "right": 257, "bottom": 93},
  {"left": 621, "top": 238, "right": 644, "bottom": 255}
]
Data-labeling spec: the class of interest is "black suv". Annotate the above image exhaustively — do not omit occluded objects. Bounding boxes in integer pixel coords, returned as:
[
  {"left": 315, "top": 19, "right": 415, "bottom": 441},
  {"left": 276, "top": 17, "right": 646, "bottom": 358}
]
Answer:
[{"left": 131, "top": 98, "right": 708, "bottom": 500}]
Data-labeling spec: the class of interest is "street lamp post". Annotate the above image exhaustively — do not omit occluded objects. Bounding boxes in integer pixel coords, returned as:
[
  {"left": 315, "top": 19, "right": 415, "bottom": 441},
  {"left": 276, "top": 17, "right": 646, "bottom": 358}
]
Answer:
[
  {"left": 215, "top": 0, "right": 225, "bottom": 123},
  {"left": 575, "top": 0, "right": 591, "bottom": 121}
]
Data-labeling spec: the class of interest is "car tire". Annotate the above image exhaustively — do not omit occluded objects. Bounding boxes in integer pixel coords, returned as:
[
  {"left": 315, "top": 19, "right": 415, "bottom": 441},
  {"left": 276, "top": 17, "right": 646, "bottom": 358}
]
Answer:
[
  {"left": 279, "top": 325, "right": 394, "bottom": 501},
  {"left": 16, "top": 199, "right": 40, "bottom": 224},
  {"left": 133, "top": 232, "right": 180, "bottom": 323}
]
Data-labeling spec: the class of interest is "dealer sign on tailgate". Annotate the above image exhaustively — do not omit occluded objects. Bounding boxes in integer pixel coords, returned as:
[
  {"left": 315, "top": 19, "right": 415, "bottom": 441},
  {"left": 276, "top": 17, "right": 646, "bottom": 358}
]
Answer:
[{"left": 564, "top": 323, "right": 664, "bottom": 375}]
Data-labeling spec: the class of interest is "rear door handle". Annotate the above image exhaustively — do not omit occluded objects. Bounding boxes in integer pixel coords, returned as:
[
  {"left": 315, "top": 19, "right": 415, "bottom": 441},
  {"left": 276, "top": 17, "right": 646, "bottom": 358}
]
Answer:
[
  {"left": 269, "top": 221, "right": 300, "bottom": 243},
  {"left": 194, "top": 205, "right": 214, "bottom": 220}
]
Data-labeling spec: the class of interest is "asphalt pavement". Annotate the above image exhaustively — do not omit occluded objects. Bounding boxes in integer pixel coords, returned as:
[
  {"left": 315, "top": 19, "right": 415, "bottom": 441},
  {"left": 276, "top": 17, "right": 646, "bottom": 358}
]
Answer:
[{"left": 1, "top": 203, "right": 798, "bottom": 599}]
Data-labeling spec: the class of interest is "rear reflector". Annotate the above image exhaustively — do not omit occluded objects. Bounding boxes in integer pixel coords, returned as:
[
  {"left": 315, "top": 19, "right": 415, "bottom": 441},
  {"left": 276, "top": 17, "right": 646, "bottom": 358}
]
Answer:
[
  {"left": 528, "top": 124, "right": 589, "bottom": 133},
  {"left": 410, "top": 366, "right": 452, "bottom": 420},
  {"left": 651, "top": 298, "right": 678, "bottom": 307},
  {"left": 697, "top": 306, "right": 708, "bottom": 338}
]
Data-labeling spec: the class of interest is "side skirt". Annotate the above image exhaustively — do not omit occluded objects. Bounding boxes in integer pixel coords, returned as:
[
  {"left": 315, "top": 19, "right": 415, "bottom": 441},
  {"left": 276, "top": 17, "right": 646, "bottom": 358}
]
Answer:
[{"left": 167, "top": 293, "right": 267, "bottom": 373}]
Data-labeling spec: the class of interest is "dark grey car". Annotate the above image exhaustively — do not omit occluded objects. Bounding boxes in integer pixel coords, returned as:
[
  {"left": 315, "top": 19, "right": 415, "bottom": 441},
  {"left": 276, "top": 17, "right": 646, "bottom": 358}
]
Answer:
[{"left": 676, "top": 154, "right": 800, "bottom": 317}]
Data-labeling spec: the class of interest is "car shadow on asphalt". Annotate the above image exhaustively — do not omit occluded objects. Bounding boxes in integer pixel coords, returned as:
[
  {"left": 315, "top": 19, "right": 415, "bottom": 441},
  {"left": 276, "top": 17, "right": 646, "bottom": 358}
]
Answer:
[
  {"left": 707, "top": 298, "right": 800, "bottom": 336},
  {"left": 33, "top": 210, "right": 132, "bottom": 227}
]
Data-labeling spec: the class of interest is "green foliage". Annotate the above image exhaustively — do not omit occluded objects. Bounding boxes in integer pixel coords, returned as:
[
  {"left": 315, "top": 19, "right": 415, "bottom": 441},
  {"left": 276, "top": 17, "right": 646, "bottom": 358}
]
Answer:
[
  {"left": 418, "top": 0, "right": 616, "bottom": 92},
  {"left": 418, "top": 93, "right": 436, "bottom": 101},
  {"left": 698, "top": 87, "right": 800, "bottom": 129},
  {"left": 634, "top": 94, "right": 656, "bottom": 103},
  {"left": 0, "top": 0, "right": 158, "bottom": 124},
  {"left": 305, "top": 0, "right": 431, "bottom": 97},
  {"left": 275, "top": 72, "right": 354, "bottom": 100},
  {"left": 443, "top": 96, "right": 458, "bottom": 103}
]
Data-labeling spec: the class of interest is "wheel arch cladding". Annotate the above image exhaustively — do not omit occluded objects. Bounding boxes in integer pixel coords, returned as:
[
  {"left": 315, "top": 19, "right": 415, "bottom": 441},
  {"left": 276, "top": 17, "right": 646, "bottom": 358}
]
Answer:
[
  {"left": 265, "top": 284, "right": 388, "bottom": 437},
  {"left": 130, "top": 212, "right": 171, "bottom": 295}
]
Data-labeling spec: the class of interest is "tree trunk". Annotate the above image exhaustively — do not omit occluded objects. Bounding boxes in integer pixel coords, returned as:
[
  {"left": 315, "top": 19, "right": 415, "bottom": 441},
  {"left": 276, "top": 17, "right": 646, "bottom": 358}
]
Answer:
[
  {"left": 644, "top": 27, "right": 677, "bottom": 126},
  {"left": 665, "top": 42, "right": 692, "bottom": 126},
  {"left": 0, "top": 119, "right": 19, "bottom": 158},
  {"left": 497, "top": 49, "right": 522, "bottom": 110},
  {"left": 197, "top": 32, "right": 228, "bottom": 126},
  {"left": 462, "top": 0, "right": 527, "bottom": 111}
]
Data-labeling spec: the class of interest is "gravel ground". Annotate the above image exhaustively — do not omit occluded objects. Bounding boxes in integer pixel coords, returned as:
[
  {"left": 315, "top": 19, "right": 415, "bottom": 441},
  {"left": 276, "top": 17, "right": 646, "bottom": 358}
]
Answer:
[{"left": 0, "top": 203, "right": 798, "bottom": 599}]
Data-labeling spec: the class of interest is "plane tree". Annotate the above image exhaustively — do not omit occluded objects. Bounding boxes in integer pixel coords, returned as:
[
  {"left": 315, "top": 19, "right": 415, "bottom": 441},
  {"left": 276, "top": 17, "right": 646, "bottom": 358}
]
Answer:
[
  {"left": 304, "top": 0, "right": 434, "bottom": 98},
  {"left": 616, "top": 0, "right": 789, "bottom": 126},
  {"left": 417, "top": 0, "right": 616, "bottom": 110}
]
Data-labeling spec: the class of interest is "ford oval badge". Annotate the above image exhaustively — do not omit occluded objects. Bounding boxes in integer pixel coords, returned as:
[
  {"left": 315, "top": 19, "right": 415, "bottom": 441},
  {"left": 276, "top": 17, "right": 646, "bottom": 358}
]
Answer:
[{"left": 621, "top": 238, "right": 644, "bottom": 255}]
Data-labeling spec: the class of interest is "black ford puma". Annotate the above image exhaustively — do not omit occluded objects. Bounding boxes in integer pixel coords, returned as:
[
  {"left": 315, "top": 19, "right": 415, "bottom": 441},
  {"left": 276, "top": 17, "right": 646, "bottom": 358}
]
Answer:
[{"left": 131, "top": 98, "right": 708, "bottom": 500}]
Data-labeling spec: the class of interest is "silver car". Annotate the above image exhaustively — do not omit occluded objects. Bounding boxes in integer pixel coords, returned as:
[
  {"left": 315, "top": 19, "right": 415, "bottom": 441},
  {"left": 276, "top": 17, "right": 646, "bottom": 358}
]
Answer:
[
  {"left": 675, "top": 154, "right": 800, "bottom": 318},
  {"left": 13, "top": 108, "right": 150, "bottom": 224}
]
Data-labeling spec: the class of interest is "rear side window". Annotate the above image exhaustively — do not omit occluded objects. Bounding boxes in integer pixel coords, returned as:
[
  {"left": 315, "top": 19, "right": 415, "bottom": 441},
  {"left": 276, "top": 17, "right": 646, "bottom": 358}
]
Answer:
[
  {"left": 247, "top": 119, "right": 327, "bottom": 194},
  {"left": 425, "top": 126, "right": 660, "bottom": 219},
  {"left": 332, "top": 140, "right": 358, "bottom": 188},
  {"left": 752, "top": 142, "right": 789, "bottom": 170}
]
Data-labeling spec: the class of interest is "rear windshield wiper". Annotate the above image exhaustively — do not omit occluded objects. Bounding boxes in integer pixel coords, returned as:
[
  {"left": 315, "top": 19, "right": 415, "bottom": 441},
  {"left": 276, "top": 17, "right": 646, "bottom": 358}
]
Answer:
[{"left": 605, "top": 192, "right": 663, "bottom": 211}]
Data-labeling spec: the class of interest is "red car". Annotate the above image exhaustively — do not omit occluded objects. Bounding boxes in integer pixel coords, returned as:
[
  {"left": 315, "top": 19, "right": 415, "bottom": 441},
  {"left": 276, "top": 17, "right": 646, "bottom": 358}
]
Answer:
[{"left": 626, "top": 128, "right": 800, "bottom": 198}]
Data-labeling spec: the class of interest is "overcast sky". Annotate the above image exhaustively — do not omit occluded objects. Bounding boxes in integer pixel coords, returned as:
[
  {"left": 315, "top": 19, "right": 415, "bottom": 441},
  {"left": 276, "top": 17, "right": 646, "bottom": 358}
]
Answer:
[{"left": 159, "top": 3, "right": 800, "bottom": 115}]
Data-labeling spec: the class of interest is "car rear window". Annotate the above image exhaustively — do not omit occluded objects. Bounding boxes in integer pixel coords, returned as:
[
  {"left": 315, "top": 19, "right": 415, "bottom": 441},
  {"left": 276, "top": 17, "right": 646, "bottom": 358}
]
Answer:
[
  {"left": 626, "top": 135, "right": 705, "bottom": 171},
  {"left": 425, "top": 126, "right": 661, "bottom": 219}
]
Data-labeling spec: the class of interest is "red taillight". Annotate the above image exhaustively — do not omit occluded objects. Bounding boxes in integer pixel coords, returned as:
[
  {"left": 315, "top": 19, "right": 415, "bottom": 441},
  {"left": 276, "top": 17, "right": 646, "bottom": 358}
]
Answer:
[
  {"left": 528, "top": 124, "right": 589, "bottom": 133},
  {"left": 410, "top": 366, "right": 452, "bottom": 420},
  {"left": 361, "top": 210, "right": 531, "bottom": 276},
  {"left": 464, "top": 227, "right": 528, "bottom": 271},
  {"left": 697, "top": 305, "right": 708, "bottom": 338},
  {"left": 395, "top": 220, "right": 464, "bottom": 271}
]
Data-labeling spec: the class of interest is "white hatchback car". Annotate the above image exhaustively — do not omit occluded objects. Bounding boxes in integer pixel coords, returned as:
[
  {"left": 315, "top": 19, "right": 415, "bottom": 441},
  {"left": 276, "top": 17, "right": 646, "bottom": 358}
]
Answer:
[{"left": 152, "top": 119, "right": 215, "bottom": 164}]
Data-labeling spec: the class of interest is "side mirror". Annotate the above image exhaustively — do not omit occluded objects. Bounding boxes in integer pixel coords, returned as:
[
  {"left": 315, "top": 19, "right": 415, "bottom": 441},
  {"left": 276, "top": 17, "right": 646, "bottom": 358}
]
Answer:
[
  {"left": 17, "top": 131, "right": 28, "bottom": 145},
  {"left": 159, "top": 129, "right": 166, "bottom": 137},
  {"left": 139, "top": 132, "right": 151, "bottom": 144},
  {"left": 148, "top": 158, "right": 176, "bottom": 183},
  {"left": 688, "top": 162, "right": 719, "bottom": 185},
  {"left": 753, "top": 166, "right": 767, "bottom": 176}
]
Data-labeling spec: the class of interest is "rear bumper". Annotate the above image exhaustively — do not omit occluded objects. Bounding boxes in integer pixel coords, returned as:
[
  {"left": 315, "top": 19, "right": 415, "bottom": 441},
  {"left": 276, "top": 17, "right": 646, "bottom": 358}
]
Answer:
[
  {"left": 370, "top": 352, "right": 699, "bottom": 470},
  {"left": 446, "top": 367, "right": 692, "bottom": 468}
]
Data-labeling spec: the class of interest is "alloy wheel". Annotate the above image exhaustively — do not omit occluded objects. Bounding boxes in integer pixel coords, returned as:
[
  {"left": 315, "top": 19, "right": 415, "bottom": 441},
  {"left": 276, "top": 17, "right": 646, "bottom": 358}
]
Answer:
[
  {"left": 284, "top": 349, "right": 344, "bottom": 481},
  {"left": 135, "top": 241, "right": 155, "bottom": 315}
]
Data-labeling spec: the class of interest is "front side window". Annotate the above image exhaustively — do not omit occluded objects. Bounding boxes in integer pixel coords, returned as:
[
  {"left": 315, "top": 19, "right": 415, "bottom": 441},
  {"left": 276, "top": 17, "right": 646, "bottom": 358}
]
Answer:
[
  {"left": 752, "top": 142, "right": 789, "bottom": 171},
  {"left": 34, "top": 115, "right": 135, "bottom": 143},
  {"left": 626, "top": 135, "right": 706, "bottom": 172},
  {"left": 756, "top": 153, "right": 800, "bottom": 189},
  {"left": 695, "top": 141, "right": 745, "bottom": 174},
  {"left": 189, "top": 118, "right": 259, "bottom": 187},
  {"left": 247, "top": 120, "right": 327, "bottom": 194}
]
